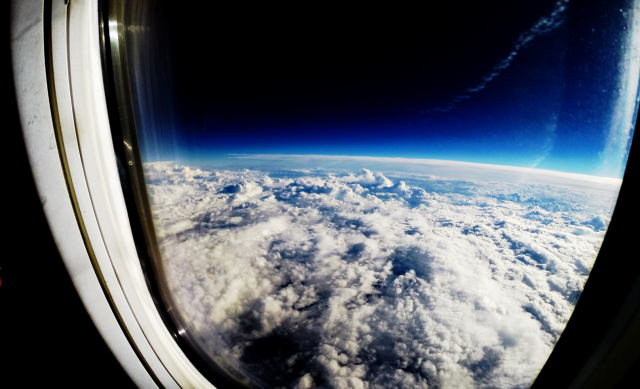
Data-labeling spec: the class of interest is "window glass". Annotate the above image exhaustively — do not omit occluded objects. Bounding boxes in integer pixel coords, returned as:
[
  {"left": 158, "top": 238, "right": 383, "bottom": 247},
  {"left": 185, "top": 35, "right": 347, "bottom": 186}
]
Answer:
[{"left": 117, "top": 0, "right": 638, "bottom": 387}]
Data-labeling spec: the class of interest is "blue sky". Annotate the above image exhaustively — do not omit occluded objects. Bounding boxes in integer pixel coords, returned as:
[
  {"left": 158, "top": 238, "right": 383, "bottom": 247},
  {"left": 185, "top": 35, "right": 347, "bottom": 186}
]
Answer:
[{"left": 137, "top": 0, "right": 637, "bottom": 178}]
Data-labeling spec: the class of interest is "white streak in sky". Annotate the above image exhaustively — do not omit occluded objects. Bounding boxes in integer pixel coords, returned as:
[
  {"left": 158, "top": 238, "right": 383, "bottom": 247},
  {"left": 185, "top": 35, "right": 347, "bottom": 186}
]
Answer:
[
  {"left": 427, "top": 0, "right": 570, "bottom": 113},
  {"left": 529, "top": 121, "right": 558, "bottom": 169}
]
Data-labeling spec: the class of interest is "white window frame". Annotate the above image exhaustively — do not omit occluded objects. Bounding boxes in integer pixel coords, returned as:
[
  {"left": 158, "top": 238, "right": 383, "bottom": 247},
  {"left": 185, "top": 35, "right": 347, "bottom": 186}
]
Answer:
[{"left": 12, "top": 1, "right": 216, "bottom": 387}]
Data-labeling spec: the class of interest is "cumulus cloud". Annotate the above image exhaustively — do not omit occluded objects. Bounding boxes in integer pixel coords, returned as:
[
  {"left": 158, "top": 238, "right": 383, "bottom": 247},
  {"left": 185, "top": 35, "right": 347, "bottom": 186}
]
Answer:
[
  {"left": 335, "top": 169, "right": 394, "bottom": 188},
  {"left": 145, "top": 160, "right": 618, "bottom": 388}
]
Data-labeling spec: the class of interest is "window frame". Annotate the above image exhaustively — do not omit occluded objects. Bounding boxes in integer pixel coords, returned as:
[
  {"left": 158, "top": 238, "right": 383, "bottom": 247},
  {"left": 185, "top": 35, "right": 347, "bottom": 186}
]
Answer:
[{"left": 13, "top": 0, "right": 214, "bottom": 387}]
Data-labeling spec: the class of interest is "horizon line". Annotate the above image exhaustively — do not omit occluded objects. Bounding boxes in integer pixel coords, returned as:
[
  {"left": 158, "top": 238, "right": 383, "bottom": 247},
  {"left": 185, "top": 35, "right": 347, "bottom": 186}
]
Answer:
[{"left": 218, "top": 153, "right": 624, "bottom": 182}]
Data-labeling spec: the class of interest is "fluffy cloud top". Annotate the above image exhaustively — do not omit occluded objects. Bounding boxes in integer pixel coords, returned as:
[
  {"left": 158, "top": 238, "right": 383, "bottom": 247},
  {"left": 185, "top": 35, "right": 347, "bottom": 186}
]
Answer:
[{"left": 145, "top": 161, "right": 618, "bottom": 389}]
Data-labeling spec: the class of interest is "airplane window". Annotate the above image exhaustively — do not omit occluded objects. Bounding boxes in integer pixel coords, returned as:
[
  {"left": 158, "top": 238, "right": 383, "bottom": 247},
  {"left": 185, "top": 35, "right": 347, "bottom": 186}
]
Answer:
[{"left": 101, "top": 0, "right": 639, "bottom": 388}]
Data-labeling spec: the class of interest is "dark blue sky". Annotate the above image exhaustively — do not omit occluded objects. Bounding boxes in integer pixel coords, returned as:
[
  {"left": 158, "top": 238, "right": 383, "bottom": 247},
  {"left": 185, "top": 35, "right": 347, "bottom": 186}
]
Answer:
[{"left": 135, "top": 0, "right": 638, "bottom": 178}]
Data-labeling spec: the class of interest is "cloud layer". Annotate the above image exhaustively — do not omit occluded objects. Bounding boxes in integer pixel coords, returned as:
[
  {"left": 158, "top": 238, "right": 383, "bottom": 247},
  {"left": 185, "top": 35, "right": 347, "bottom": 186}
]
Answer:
[{"left": 145, "top": 161, "right": 617, "bottom": 389}]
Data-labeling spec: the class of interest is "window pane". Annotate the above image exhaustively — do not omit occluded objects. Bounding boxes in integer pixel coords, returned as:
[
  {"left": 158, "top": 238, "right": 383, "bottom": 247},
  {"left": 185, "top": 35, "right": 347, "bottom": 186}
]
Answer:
[{"left": 117, "top": 0, "right": 639, "bottom": 387}]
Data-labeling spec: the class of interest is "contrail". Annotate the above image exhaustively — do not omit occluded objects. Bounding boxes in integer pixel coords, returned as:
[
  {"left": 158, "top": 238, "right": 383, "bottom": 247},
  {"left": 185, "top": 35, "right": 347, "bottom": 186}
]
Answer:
[
  {"left": 529, "top": 121, "right": 558, "bottom": 168},
  {"left": 427, "top": 0, "right": 570, "bottom": 113}
]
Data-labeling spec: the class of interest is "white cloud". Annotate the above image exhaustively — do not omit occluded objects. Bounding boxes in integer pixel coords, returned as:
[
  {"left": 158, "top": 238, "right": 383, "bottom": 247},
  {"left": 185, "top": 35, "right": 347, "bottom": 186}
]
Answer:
[
  {"left": 145, "top": 160, "right": 618, "bottom": 388},
  {"left": 336, "top": 168, "right": 394, "bottom": 188}
]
